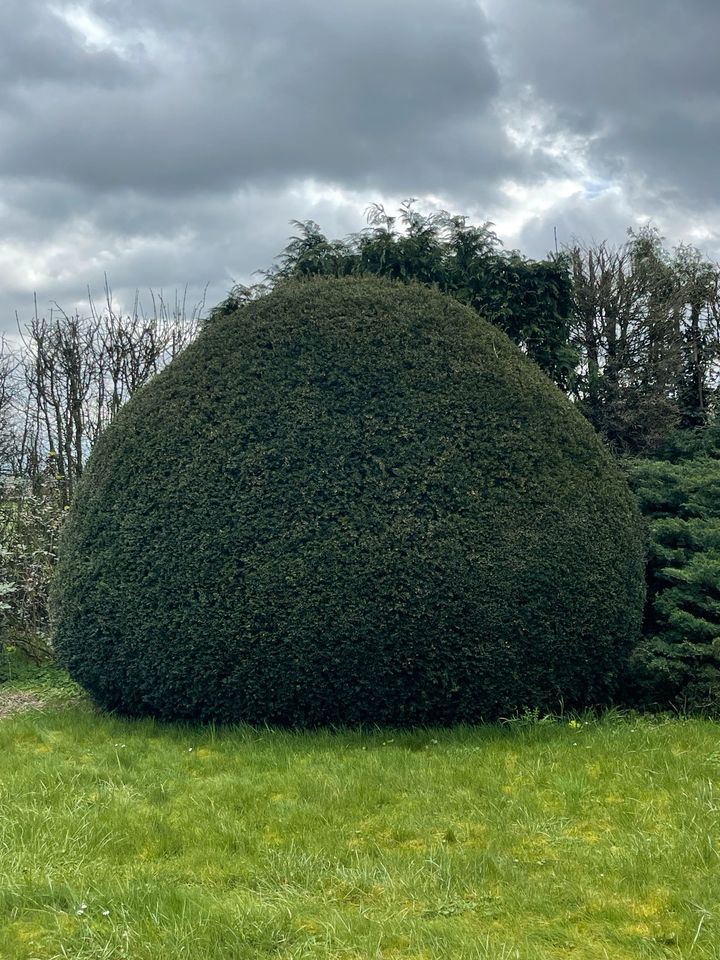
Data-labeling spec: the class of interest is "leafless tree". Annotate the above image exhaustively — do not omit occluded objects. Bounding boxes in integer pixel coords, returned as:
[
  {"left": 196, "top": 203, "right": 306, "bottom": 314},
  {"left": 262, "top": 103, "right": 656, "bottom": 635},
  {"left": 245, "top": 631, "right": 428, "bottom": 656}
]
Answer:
[
  {"left": 568, "top": 229, "right": 720, "bottom": 454},
  {"left": 12, "top": 280, "right": 203, "bottom": 502}
]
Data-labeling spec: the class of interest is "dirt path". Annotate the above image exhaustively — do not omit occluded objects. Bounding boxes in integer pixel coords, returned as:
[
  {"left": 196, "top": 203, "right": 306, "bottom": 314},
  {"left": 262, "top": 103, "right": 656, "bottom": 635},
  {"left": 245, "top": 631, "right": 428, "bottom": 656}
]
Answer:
[{"left": 0, "top": 690, "right": 45, "bottom": 719}]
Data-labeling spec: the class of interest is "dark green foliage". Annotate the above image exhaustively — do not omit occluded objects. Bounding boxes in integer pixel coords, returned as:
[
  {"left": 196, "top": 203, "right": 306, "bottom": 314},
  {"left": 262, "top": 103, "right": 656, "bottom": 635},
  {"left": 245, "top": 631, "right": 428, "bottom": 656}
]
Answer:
[
  {"left": 51, "top": 277, "right": 645, "bottom": 726},
  {"left": 626, "top": 457, "right": 720, "bottom": 709},
  {"left": 217, "top": 202, "right": 576, "bottom": 388},
  {"left": 651, "top": 422, "right": 720, "bottom": 463}
]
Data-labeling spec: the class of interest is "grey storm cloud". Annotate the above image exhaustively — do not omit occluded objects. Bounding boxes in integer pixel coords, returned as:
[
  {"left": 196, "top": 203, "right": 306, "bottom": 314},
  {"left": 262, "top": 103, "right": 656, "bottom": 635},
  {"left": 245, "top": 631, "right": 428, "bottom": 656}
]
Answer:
[
  {"left": 487, "top": 0, "right": 720, "bottom": 212},
  {"left": 1, "top": 0, "right": 719, "bottom": 329},
  {"left": 0, "top": 0, "right": 136, "bottom": 90},
  {"left": 0, "top": 0, "right": 521, "bottom": 196}
]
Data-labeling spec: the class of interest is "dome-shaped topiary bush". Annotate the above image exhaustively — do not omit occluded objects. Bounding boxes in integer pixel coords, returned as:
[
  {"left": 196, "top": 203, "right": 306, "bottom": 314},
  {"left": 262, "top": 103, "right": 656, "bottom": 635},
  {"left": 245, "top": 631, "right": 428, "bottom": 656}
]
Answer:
[{"left": 51, "top": 277, "right": 645, "bottom": 726}]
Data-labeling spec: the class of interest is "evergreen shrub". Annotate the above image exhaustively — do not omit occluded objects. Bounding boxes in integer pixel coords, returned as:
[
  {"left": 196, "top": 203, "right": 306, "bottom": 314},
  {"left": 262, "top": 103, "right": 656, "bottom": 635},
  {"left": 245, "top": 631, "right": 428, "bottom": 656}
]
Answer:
[
  {"left": 51, "top": 278, "right": 645, "bottom": 725},
  {"left": 626, "top": 457, "right": 720, "bottom": 710}
]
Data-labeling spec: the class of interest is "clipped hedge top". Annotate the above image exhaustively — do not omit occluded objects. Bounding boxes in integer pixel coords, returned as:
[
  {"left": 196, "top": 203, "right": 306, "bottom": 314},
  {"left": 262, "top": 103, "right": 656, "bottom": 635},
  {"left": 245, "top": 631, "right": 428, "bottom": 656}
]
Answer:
[{"left": 51, "top": 277, "right": 645, "bottom": 726}]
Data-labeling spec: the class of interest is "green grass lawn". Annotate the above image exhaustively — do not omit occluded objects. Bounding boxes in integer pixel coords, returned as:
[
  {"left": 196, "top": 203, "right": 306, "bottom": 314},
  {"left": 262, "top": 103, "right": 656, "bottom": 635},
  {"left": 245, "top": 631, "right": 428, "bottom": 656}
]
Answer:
[{"left": 1, "top": 667, "right": 720, "bottom": 959}]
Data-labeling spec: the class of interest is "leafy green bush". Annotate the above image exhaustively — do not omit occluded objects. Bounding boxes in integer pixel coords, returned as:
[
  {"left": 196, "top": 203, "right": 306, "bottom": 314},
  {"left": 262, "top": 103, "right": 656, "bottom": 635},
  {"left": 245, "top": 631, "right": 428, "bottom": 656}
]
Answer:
[
  {"left": 51, "top": 277, "right": 645, "bottom": 726},
  {"left": 219, "top": 201, "right": 576, "bottom": 388},
  {"left": 651, "top": 423, "right": 720, "bottom": 464},
  {"left": 626, "top": 457, "right": 720, "bottom": 709}
]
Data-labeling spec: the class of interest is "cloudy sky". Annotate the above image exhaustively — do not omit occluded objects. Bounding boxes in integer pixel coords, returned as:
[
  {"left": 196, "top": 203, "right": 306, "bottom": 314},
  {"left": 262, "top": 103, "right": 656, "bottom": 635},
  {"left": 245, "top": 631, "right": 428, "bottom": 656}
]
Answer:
[{"left": 1, "top": 0, "right": 718, "bottom": 329}]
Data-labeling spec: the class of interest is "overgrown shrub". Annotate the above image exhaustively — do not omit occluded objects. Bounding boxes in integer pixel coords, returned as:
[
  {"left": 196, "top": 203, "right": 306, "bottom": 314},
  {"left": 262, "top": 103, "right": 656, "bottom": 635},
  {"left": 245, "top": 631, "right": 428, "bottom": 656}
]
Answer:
[
  {"left": 219, "top": 201, "right": 576, "bottom": 388},
  {"left": 626, "top": 457, "right": 720, "bottom": 710},
  {"left": 51, "top": 277, "right": 645, "bottom": 726}
]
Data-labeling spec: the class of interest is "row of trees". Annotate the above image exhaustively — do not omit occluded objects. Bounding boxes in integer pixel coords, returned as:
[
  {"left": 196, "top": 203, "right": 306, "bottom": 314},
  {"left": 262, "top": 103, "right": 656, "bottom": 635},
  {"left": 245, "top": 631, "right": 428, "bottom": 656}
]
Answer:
[
  {"left": 570, "top": 230, "right": 720, "bottom": 454},
  {"left": 0, "top": 284, "right": 201, "bottom": 501},
  {"left": 2, "top": 203, "right": 718, "bottom": 489}
]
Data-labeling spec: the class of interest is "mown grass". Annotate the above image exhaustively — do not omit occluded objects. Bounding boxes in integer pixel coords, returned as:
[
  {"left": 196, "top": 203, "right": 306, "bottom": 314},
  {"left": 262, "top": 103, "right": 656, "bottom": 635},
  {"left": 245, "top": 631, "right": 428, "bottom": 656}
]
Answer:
[{"left": 1, "top": 667, "right": 720, "bottom": 959}]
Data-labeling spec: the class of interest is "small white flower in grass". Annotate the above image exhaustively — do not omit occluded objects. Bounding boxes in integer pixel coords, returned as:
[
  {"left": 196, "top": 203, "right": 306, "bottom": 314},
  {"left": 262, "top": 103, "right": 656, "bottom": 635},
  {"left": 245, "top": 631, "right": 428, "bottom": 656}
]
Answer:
[
  {"left": 188, "top": 747, "right": 193, "bottom": 752},
  {"left": 102, "top": 909, "right": 110, "bottom": 917}
]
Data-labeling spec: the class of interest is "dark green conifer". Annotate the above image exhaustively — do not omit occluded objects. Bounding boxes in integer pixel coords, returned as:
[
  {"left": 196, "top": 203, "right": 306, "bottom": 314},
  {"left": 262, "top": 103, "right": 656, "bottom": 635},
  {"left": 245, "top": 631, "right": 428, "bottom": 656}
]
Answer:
[{"left": 51, "top": 277, "right": 645, "bottom": 725}]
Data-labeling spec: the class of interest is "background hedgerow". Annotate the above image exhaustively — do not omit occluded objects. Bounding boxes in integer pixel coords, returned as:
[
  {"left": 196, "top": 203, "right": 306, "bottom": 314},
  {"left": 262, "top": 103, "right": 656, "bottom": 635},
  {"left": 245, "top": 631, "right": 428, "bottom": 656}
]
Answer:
[{"left": 51, "top": 276, "right": 645, "bottom": 726}]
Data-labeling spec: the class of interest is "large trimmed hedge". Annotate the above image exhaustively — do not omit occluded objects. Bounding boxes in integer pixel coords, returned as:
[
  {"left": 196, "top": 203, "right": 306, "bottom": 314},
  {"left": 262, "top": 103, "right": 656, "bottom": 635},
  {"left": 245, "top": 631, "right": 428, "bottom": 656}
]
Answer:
[{"left": 51, "top": 277, "right": 645, "bottom": 726}]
